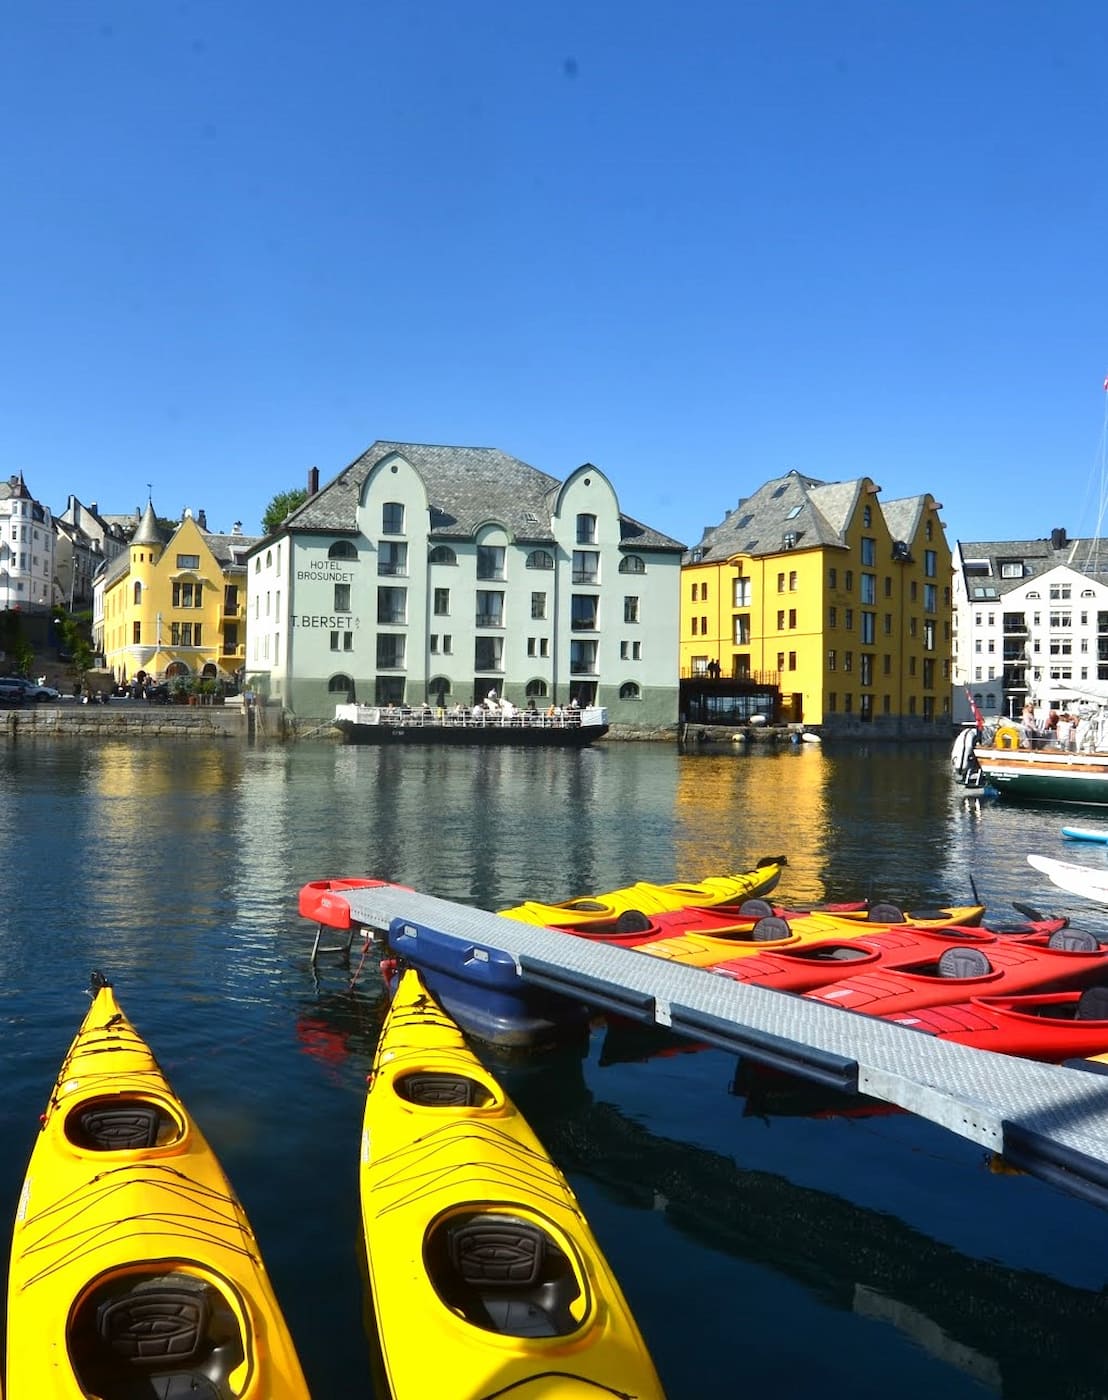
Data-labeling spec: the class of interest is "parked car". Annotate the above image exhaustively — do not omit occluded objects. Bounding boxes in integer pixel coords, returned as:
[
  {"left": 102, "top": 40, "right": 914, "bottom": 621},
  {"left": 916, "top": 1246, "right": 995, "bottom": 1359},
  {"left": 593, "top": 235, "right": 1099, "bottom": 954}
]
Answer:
[
  {"left": 0, "top": 678, "right": 26, "bottom": 707},
  {"left": 1, "top": 676, "right": 61, "bottom": 702}
]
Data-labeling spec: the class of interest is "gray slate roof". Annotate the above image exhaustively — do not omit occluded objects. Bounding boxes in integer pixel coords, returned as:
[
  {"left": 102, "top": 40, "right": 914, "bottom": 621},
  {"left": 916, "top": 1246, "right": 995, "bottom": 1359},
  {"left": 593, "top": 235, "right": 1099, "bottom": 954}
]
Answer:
[
  {"left": 690, "top": 469, "right": 856, "bottom": 562},
  {"left": 958, "top": 531, "right": 1108, "bottom": 595},
  {"left": 281, "top": 441, "right": 684, "bottom": 551}
]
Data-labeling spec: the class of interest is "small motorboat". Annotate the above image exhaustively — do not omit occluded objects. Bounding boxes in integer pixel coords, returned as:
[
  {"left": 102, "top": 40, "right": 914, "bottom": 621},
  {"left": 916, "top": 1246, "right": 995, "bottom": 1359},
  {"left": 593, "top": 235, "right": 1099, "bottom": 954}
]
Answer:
[
  {"left": 498, "top": 855, "right": 787, "bottom": 927},
  {"left": 359, "top": 969, "right": 665, "bottom": 1400},
  {"left": 805, "top": 927, "right": 1108, "bottom": 1017},
  {"left": 711, "top": 913, "right": 1069, "bottom": 994},
  {"left": 6, "top": 972, "right": 309, "bottom": 1400},
  {"left": 887, "top": 984, "right": 1108, "bottom": 1061}
]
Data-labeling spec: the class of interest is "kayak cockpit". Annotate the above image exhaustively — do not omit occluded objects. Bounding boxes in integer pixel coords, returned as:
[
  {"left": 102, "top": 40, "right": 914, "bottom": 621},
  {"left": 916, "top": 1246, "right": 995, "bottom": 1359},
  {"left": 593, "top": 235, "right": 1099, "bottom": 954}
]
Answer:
[
  {"left": 69, "top": 1266, "right": 247, "bottom": 1399},
  {"left": 65, "top": 1096, "right": 184, "bottom": 1151},
  {"left": 425, "top": 1209, "right": 588, "bottom": 1339},
  {"left": 394, "top": 1071, "right": 497, "bottom": 1108}
]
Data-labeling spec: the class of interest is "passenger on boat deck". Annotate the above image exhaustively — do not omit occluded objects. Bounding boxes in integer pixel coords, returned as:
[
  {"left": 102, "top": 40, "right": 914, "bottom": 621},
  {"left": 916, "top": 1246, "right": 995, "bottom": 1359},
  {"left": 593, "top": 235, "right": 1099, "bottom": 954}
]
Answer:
[
  {"left": 1020, "top": 704, "right": 1041, "bottom": 749},
  {"left": 1056, "top": 713, "right": 1076, "bottom": 751}
]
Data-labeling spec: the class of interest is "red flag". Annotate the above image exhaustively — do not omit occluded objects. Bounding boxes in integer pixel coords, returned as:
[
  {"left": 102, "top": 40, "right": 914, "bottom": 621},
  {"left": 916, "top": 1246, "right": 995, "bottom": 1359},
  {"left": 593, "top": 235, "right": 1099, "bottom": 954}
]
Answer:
[{"left": 964, "top": 685, "right": 985, "bottom": 731}]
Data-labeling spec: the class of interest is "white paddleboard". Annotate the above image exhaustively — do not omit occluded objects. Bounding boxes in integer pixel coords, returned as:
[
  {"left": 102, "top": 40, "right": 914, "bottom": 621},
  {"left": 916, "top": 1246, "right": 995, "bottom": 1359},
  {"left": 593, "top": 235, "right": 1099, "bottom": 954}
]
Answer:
[{"left": 1028, "top": 854, "right": 1108, "bottom": 903}]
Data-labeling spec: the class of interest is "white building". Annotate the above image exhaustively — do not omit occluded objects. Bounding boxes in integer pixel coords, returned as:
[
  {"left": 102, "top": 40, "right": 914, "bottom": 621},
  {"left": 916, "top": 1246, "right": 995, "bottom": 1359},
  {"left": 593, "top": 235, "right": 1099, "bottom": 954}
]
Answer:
[
  {"left": 245, "top": 442, "right": 684, "bottom": 727},
  {"left": 953, "top": 528, "right": 1108, "bottom": 719},
  {"left": 0, "top": 474, "right": 55, "bottom": 614}
]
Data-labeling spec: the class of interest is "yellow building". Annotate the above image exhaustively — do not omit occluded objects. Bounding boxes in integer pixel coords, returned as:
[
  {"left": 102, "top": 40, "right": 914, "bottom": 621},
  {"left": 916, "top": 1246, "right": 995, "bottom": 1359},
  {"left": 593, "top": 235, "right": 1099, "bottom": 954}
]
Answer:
[
  {"left": 680, "top": 471, "right": 952, "bottom": 734},
  {"left": 99, "top": 502, "right": 256, "bottom": 689}
]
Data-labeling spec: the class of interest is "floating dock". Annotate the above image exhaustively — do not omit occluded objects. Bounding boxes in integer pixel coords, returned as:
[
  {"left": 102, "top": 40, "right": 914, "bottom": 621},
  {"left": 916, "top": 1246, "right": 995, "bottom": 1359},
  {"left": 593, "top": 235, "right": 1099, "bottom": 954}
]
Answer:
[{"left": 326, "top": 883, "right": 1108, "bottom": 1211}]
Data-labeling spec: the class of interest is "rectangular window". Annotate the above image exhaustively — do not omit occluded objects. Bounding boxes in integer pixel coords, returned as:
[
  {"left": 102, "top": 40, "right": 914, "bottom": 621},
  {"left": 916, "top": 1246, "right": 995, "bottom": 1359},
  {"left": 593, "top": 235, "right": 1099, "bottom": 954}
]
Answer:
[
  {"left": 828, "top": 650, "right": 836, "bottom": 671},
  {"left": 829, "top": 568, "right": 837, "bottom": 589},
  {"left": 531, "top": 592, "right": 547, "bottom": 620},
  {"left": 924, "top": 549, "right": 937, "bottom": 578},
  {"left": 690, "top": 617, "right": 698, "bottom": 636},
  {"left": 733, "top": 577, "right": 752, "bottom": 606},
  {"left": 788, "top": 651, "right": 797, "bottom": 671},
  {"left": 777, "top": 610, "right": 786, "bottom": 630},
  {"left": 382, "top": 502, "right": 405, "bottom": 534},
  {"left": 923, "top": 583, "right": 937, "bottom": 613},
  {"left": 883, "top": 613, "right": 892, "bottom": 634},
  {"left": 433, "top": 587, "right": 450, "bottom": 616},
  {"left": 539, "top": 638, "right": 549, "bottom": 657},
  {"left": 788, "top": 609, "right": 797, "bottom": 629},
  {"left": 571, "top": 594, "right": 598, "bottom": 630},
  {"left": 827, "top": 692, "right": 837, "bottom": 712},
  {"left": 828, "top": 606, "right": 837, "bottom": 628},
  {"left": 883, "top": 654, "right": 891, "bottom": 674},
  {"left": 476, "top": 545, "right": 505, "bottom": 580},
  {"left": 733, "top": 616, "right": 750, "bottom": 645},
  {"left": 624, "top": 595, "right": 639, "bottom": 623},
  {"left": 172, "top": 581, "right": 202, "bottom": 608},
  {"left": 569, "top": 639, "right": 597, "bottom": 673},
  {"left": 224, "top": 585, "right": 238, "bottom": 613},
  {"left": 334, "top": 582, "right": 351, "bottom": 613},
  {"left": 776, "top": 652, "right": 785, "bottom": 672},
  {"left": 133, "top": 621, "right": 141, "bottom": 644},
  {"left": 576, "top": 513, "right": 597, "bottom": 544},
  {"left": 884, "top": 576, "right": 892, "bottom": 597},
  {"left": 777, "top": 573, "right": 785, "bottom": 592},
  {"left": 923, "top": 620, "right": 936, "bottom": 650},
  {"left": 844, "top": 652, "right": 853, "bottom": 672},
  {"left": 430, "top": 635, "right": 439, "bottom": 654},
  {"left": 860, "top": 654, "right": 873, "bottom": 685},
  {"left": 224, "top": 623, "right": 238, "bottom": 650},
  {"left": 571, "top": 550, "right": 598, "bottom": 584},
  {"left": 789, "top": 570, "right": 797, "bottom": 591},
  {"left": 861, "top": 537, "right": 876, "bottom": 566},
  {"left": 442, "top": 634, "right": 452, "bottom": 655},
  {"left": 377, "top": 587, "right": 406, "bottom": 624},
  {"left": 378, "top": 541, "right": 408, "bottom": 576},
  {"left": 861, "top": 574, "right": 876, "bottom": 604},
  {"left": 475, "top": 636, "right": 504, "bottom": 670},
  {"left": 844, "top": 608, "right": 853, "bottom": 630},
  {"left": 376, "top": 635, "right": 406, "bottom": 668},
  {"left": 845, "top": 571, "right": 853, "bottom": 591},
  {"left": 176, "top": 554, "right": 200, "bottom": 569},
  {"left": 861, "top": 612, "right": 875, "bottom": 644},
  {"left": 476, "top": 591, "right": 505, "bottom": 628}
]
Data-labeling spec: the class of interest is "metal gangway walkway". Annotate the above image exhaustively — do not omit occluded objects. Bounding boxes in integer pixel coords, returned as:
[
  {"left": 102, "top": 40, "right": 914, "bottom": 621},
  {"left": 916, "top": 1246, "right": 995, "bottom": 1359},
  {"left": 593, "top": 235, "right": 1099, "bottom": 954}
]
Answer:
[{"left": 333, "top": 883, "right": 1108, "bottom": 1211}]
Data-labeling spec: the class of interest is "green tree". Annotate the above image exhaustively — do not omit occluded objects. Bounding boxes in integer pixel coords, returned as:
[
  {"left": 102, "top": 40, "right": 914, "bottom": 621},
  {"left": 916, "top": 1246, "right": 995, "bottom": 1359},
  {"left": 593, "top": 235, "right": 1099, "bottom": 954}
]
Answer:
[{"left": 262, "top": 488, "right": 309, "bottom": 535}]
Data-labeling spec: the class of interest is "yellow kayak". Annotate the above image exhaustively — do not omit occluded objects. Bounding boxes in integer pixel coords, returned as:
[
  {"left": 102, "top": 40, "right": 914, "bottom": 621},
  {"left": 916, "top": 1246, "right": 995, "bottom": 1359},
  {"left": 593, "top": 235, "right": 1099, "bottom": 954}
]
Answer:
[
  {"left": 500, "top": 855, "right": 786, "bottom": 928},
  {"left": 360, "top": 970, "right": 665, "bottom": 1399},
  {"left": 7, "top": 973, "right": 310, "bottom": 1400},
  {"left": 630, "top": 903, "right": 988, "bottom": 968}
]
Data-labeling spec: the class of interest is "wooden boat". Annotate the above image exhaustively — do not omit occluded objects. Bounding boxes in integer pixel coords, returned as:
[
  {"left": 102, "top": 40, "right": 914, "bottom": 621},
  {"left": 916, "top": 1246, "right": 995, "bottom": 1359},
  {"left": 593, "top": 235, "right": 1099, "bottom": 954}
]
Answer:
[
  {"left": 710, "top": 914, "right": 1069, "bottom": 994},
  {"left": 500, "top": 856, "right": 786, "bottom": 927},
  {"left": 1028, "top": 854, "right": 1108, "bottom": 904},
  {"left": 887, "top": 985, "right": 1108, "bottom": 1061},
  {"left": 965, "top": 726, "right": 1108, "bottom": 804},
  {"left": 6, "top": 972, "right": 309, "bottom": 1400},
  {"left": 359, "top": 969, "right": 665, "bottom": 1400},
  {"left": 335, "top": 701, "right": 609, "bottom": 746},
  {"left": 805, "top": 927, "right": 1108, "bottom": 1017}
]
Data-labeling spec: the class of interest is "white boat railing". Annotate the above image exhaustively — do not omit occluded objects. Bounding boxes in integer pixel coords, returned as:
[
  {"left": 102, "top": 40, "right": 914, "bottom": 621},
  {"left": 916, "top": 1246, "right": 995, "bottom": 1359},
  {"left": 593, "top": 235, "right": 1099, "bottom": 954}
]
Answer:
[{"left": 335, "top": 703, "right": 608, "bottom": 730}]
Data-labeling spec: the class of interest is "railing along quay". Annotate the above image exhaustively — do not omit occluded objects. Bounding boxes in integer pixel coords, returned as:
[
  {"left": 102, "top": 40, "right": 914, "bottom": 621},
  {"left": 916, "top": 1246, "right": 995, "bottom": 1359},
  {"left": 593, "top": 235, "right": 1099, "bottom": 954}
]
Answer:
[{"left": 333, "top": 883, "right": 1108, "bottom": 1211}]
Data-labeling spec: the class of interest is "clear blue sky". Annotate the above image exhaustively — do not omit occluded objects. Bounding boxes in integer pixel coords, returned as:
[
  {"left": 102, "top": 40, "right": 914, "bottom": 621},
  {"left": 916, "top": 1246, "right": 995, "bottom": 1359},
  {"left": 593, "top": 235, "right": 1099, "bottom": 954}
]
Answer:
[{"left": 3, "top": 2, "right": 1107, "bottom": 549}]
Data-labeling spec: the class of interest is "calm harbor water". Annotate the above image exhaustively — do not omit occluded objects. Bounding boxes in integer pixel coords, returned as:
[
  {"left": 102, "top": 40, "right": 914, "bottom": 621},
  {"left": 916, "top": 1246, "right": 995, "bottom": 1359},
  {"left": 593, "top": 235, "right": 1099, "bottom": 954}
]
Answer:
[{"left": 3, "top": 736, "right": 1108, "bottom": 1398}]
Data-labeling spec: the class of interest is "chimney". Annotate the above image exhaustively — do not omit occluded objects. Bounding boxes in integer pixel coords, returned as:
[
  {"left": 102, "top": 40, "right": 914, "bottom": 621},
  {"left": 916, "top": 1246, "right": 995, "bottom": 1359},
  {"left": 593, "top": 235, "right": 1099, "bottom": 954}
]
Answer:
[
  {"left": 89, "top": 502, "right": 97, "bottom": 516},
  {"left": 232, "top": 521, "right": 242, "bottom": 535},
  {"left": 1050, "top": 527, "right": 1068, "bottom": 549},
  {"left": 308, "top": 465, "right": 319, "bottom": 496},
  {"left": 197, "top": 508, "right": 207, "bottom": 529}
]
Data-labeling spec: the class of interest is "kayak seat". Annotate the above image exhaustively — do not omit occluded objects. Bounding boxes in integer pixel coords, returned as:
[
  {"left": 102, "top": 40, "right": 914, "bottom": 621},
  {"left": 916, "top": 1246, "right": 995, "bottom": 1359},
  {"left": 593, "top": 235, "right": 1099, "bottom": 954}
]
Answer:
[
  {"left": 67, "top": 1099, "right": 174, "bottom": 1151},
  {"left": 615, "top": 909, "right": 653, "bottom": 934},
  {"left": 1076, "top": 986, "right": 1108, "bottom": 1019},
  {"left": 798, "top": 944, "right": 870, "bottom": 963},
  {"left": 1047, "top": 928, "right": 1100, "bottom": 953},
  {"left": 867, "top": 904, "right": 906, "bottom": 923},
  {"left": 738, "top": 899, "right": 775, "bottom": 918},
  {"left": 396, "top": 1072, "right": 494, "bottom": 1108},
  {"left": 752, "top": 916, "right": 791, "bottom": 942},
  {"left": 430, "top": 1212, "right": 580, "bottom": 1338},
  {"left": 937, "top": 947, "right": 992, "bottom": 979},
  {"left": 70, "top": 1271, "right": 243, "bottom": 1399}
]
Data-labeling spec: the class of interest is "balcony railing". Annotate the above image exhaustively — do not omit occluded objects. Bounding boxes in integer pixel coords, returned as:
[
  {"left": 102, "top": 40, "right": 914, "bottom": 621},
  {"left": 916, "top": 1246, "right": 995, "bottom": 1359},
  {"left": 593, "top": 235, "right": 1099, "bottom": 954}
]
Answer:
[
  {"left": 571, "top": 618, "right": 598, "bottom": 631},
  {"left": 571, "top": 571, "right": 599, "bottom": 585},
  {"left": 377, "top": 611, "right": 407, "bottom": 625},
  {"left": 474, "top": 614, "right": 504, "bottom": 628},
  {"left": 377, "top": 563, "right": 408, "bottom": 577}
]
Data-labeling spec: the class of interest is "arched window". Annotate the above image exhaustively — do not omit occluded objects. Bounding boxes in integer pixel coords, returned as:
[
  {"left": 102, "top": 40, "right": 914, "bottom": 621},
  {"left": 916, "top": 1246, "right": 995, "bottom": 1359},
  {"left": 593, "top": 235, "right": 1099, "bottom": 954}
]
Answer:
[
  {"left": 166, "top": 661, "right": 190, "bottom": 678},
  {"left": 619, "top": 681, "right": 641, "bottom": 700},
  {"left": 329, "top": 540, "right": 358, "bottom": 560},
  {"left": 525, "top": 550, "right": 554, "bottom": 570},
  {"left": 525, "top": 678, "right": 548, "bottom": 698},
  {"left": 619, "top": 555, "right": 645, "bottom": 574},
  {"left": 429, "top": 676, "right": 452, "bottom": 702},
  {"left": 201, "top": 663, "right": 218, "bottom": 678},
  {"left": 328, "top": 674, "right": 354, "bottom": 694},
  {"left": 266, "top": 550, "right": 273, "bottom": 567},
  {"left": 133, "top": 581, "right": 141, "bottom": 605},
  {"left": 428, "top": 545, "right": 457, "bottom": 565},
  {"left": 254, "top": 558, "right": 261, "bottom": 573}
]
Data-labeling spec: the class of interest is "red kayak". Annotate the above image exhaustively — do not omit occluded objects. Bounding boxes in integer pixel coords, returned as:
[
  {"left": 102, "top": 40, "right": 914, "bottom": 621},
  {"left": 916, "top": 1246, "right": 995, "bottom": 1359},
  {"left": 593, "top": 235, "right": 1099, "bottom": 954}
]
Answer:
[
  {"left": 712, "top": 915, "right": 1068, "bottom": 995},
  {"left": 805, "top": 927, "right": 1108, "bottom": 1017},
  {"left": 888, "top": 983, "right": 1108, "bottom": 1062}
]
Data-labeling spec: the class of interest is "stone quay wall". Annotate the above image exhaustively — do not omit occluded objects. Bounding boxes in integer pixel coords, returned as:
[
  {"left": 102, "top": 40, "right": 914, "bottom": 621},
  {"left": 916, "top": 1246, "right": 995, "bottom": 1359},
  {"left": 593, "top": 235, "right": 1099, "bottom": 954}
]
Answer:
[{"left": 0, "top": 702, "right": 269, "bottom": 741}]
